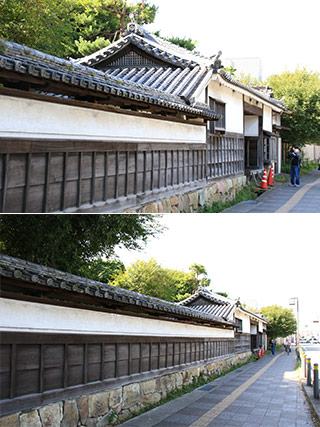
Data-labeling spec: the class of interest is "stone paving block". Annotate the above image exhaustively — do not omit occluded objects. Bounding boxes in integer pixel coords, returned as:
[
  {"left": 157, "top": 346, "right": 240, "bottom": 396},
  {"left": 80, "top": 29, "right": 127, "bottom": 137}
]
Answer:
[
  {"left": 155, "top": 422, "right": 185, "bottom": 427},
  {"left": 175, "top": 406, "right": 205, "bottom": 416},
  {"left": 230, "top": 412, "right": 249, "bottom": 421},
  {"left": 259, "top": 419, "right": 281, "bottom": 427},
  {"left": 164, "top": 412, "right": 199, "bottom": 424},
  {"left": 225, "top": 420, "right": 246, "bottom": 426}
]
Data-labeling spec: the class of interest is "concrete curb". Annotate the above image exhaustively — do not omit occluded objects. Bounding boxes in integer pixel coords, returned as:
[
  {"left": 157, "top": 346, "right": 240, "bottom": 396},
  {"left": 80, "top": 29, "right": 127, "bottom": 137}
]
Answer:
[{"left": 301, "top": 378, "right": 320, "bottom": 423}]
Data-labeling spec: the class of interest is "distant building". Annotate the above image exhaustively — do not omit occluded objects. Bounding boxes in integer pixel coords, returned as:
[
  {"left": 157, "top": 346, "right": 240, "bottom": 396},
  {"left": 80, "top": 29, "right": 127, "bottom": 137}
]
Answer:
[
  {"left": 300, "top": 313, "right": 320, "bottom": 339},
  {"left": 224, "top": 57, "right": 263, "bottom": 82}
]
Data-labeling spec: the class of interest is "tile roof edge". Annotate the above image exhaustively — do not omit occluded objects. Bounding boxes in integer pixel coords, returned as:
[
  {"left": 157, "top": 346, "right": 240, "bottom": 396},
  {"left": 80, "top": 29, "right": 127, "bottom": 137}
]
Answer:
[
  {"left": 0, "top": 39, "right": 219, "bottom": 120},
  {"left": 0, "top": 254, "right": 233, "bottom": 327},
  {"left": 217, "top": 70, "right": 290, "bottom": 112}
]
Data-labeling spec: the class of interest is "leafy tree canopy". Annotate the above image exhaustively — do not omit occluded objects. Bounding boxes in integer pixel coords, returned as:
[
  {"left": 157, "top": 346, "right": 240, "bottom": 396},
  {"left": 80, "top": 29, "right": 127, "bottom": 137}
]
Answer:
[
  {"left": 66, "top": 0, "right": 157, "bottom": 58},
  {"left": 0, "top": 214, "right": 162, "bottom": 275},
  {"left": 79, "top": 258, "right": 125, "bottom": 282},
  {"left": 216, "top": 291, "right": 229, "bottom": 298},
  {"left": 111, "top": 260, "right": 213, "bottom": 302},
  {"left": 260, "top": 305, "right": 296, "bottom": 339},
  {"left": 111, "top": 258, "right": 179, "bottom": 301},
  {"left": 164, "top": 36, "right": 197, "bottom": 52},
  {"left": 0, "top": 0, "right": 157, "bottom": 58},
  {"left": 267, "top": 68, "right": 320, "bottom": 147},
  {"left": 0, "top": 0, "right": 74, "bottom": 57}
]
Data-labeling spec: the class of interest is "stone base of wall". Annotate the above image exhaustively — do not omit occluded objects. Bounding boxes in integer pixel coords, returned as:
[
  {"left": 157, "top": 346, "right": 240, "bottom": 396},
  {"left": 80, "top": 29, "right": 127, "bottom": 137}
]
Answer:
[
  {"left": 124, "top": 175, "right": 247, "bottom": 213},
  {"left": 0, "top": 351, "right": 252, "bottom": 427}
]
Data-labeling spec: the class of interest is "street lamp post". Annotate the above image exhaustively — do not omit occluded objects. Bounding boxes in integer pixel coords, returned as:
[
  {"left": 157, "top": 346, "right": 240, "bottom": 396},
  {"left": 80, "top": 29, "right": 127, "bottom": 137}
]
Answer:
[{"left": 289, "top": 297, "right": 300, "bottom": 345}]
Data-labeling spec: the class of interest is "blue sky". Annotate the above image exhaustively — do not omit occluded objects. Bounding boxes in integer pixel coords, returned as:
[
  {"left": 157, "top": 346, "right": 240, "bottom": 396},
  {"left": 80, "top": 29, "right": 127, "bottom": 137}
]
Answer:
[{"left": 144, "top": 0, "right": 320, "bottom": 78}]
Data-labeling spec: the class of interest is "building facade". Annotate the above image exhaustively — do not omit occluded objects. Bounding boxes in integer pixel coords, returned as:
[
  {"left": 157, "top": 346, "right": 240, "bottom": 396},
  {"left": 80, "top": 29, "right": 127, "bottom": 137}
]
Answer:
[
  {"left": 0, "top": 24, "right": 288, "bottom": 213},
  {"left": 1, "top": 254, "right": 256, "bottom": 425}
]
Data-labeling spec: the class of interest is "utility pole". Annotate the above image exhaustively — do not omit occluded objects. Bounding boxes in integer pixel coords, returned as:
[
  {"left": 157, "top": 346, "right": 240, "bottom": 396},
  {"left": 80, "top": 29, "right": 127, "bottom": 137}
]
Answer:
[{"left": 289, "top": 297, "right": 300, "bottom": 345}]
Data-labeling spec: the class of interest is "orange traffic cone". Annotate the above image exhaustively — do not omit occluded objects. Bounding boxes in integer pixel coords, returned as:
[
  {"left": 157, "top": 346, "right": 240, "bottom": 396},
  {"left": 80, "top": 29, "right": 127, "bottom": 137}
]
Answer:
[
  {"left": 260, "top": 169, "right": 268, "bottom": 189},
  {"left": 267, "top": 165, "right": 274, "bottom": 187}
]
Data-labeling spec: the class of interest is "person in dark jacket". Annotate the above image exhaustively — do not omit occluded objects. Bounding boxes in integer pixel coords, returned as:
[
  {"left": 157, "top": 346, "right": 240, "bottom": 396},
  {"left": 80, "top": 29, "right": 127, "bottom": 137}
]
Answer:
[
  {"left": 288, "top": 146, "right": 302, "bottom": 187},
  {"left": 270, "top": 338, "right": 276, "bottom": 355}
]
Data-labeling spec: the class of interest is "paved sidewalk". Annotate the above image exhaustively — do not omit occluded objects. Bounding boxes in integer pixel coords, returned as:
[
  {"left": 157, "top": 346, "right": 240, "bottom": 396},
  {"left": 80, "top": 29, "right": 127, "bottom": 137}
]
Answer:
[
  {"left": 223, "top": 169, "right": 320, "bottom": 213},
  {"left": 121, "top": 350, "right": 315, "bottom": 426}
]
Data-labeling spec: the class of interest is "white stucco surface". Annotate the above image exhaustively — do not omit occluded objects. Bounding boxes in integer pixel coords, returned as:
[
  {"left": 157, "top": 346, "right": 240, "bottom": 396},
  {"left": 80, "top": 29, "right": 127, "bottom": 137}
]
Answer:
[
  {"left": 0, "top": 95, "right": 206, "bottom": 144},
  {"left": 207, "top": 81, "right": 244, "bottom": 134},
  {"left": 263, "top": 105, "right": 272, "bottom": 132},
  {"left": 0, "top": 298, "right": 234, "bottom": 338},
  {"left": 244, "top": 115, "right": 259, "bottom": 136}
]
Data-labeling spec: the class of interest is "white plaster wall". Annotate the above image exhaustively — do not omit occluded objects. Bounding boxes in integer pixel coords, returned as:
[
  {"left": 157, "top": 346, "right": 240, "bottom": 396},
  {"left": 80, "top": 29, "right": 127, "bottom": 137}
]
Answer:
[
  {"left": 207, "top": 81, "right": 243, "bottom": 134},
  {"left": 250, "top": 324, "right": 258, "bottom": 334},
  {"left": 0, "top": 298, "right": 234, "bottom": 338},
  {"left": 263, "top": 105, "right": 272, "bottom": 132},
  {"left": 235, "top": 312, "right": 251, "bottom": 333},
  {"left": 272, "top": 112, "right": 281, "bottom": 126},
  {"left": 0, "top": 95, "right": 206, "bottom": 144},
  {"left": 244, "top": 115, "right": 259, "bottom": 136},
  {"left": 277, "top": 137, "right": 282, "bottom": 174},
  {"left": 258, "top": 321, "right": 264, "bottom": 333}
]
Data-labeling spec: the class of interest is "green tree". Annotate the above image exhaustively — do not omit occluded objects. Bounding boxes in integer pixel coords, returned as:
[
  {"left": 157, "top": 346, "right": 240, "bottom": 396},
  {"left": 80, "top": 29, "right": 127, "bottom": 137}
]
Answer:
[
  {"left": 67, "top": 0, "right": 157, "bottom": 58},
  {"left": 173, "top": 264, "right": 211, "bottom": 301},
  {"left": 112, "top": 258, "right": 180, "bottom": 301},
  {"left": 0, "top": 214, "right": 162, "bottom": 275},
  {"left": 260, "top": 305, "right": 297, "bottom": 338},
  {"left": 236, "top": 72, "right": 264, "bottom": 86},
  {"left": 223, "top": 66, "right": 237, "bottom": 77},
  {"left": 79, "top": 258, "right": 125, "bottom": 282},
  {"left": 188, "top": 263, "right": 210, "bottom": 290},
  {"left": 267, "top": 68, "right": 320, "bottom": 146},
  {"left": 216, "top": 292, "right": 229, "bottom": 298},
  {"left": 0, "top": 0, "right": 157, "bottom": 58},
  {"left": 0, "top": 0, "right": 74, "bottom": 57},
  {"left": 154, "top": 32, "right": 198, "bottom": 52},
  {"left": 165, "top": 36, "right": 198, "bottom": 52}
]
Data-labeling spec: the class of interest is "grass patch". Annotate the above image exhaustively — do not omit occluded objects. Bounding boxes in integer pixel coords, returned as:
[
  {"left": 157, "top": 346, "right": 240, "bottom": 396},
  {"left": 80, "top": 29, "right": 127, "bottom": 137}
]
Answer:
[
  {"left": 199, "top": 184, "right": 258, "bottom": 213},
  {"left": 118, "top": 355, "right": 257, "bottom": 425},
  {"left": 274, "top": 173, "right": 289, "bottom": 183},
  {"left": 281, "top": 160, "right": 318, "bottom": 176}
]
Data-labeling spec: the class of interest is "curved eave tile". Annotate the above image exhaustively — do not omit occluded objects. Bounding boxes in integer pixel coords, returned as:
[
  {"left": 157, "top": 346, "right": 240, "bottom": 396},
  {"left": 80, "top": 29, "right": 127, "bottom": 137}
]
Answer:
[
  {"left": 0, "top": 49, "right": 217, "bottom": 120},
  {"left": 0, "top": 254, "right": 232, "bottom": 328}
]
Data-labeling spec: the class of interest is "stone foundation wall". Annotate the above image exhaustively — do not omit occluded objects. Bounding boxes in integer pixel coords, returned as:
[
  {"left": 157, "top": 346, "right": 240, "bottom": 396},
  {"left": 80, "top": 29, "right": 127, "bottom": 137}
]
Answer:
[
  {"left": 124, "top": 175, "right": 247, "bottom": 213},
  {"left": 0, "top": 351, "right": 252, "bottom": 427}
]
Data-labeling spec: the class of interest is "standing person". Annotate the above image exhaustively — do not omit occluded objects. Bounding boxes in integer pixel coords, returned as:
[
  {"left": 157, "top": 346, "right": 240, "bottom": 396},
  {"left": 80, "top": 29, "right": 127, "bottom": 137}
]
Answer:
[
  {"left": 270, "top": 338, "right": 276, "bottom": 355},
  {"left": 285, "top": 338, "right": 290, "bottom": 355},
  {"left": 288, "top": 146, "right": 302, "bottom": 187}
]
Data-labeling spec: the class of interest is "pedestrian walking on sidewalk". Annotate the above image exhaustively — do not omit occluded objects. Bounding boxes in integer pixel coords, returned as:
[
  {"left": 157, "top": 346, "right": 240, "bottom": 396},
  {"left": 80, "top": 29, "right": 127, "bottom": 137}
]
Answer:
[
  {"left": 271, "top": 338, "right": 276, "bottom": 355},
  {"left": 284, "top": 338, "right": 291, "bottom": 355},
  {"left": 288, "top": 146, "right": 302, "bottom": 187}
]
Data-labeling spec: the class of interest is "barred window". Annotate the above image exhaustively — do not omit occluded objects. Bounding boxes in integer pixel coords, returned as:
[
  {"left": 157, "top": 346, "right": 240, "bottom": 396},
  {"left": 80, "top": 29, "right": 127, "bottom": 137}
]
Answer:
[{"left": 209, "top": 97, "right": 226, "bottom": 133}]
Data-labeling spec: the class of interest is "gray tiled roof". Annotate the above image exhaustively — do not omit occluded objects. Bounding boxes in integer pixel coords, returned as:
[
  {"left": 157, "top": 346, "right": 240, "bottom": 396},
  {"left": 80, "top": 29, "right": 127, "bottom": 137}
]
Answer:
[
  {"left": 104, "top": 65, "right": 212, "bottom": 101},
  {"left": 187, "top": 303, "right": 236, "bottom": 320},
  {"left": 218, "top": 70, "right": 289, "bottom": 112},
  {"left": 75, "top": 24, "right": 215, "bottom": 70},
  {"left": 76, "top": 23, "right": 288, "bottom": 113},
  {"left": 0, "top": 40, "right": 219, "bottom": 120},
  {"left": 0, "top": 254, "right": 233, "bottom": 327},
  {"left": 75, "top": 24, "right": 219, "bottom": 105},
  {"left": 179, "top": 288, "right": 267, "bottom": 324},
  {"left": 179, "top": 288, "right": 239, "bottom": 321}
]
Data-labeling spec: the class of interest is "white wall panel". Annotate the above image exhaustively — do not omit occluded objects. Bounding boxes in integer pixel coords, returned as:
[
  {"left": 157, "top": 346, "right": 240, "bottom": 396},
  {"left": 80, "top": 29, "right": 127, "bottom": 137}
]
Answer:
[
  {"left": 0, "top": 95, "right": 206, "bottom": 144},
  {"left": 0, "top": 298, "right": 234, "bottom": 338}
]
